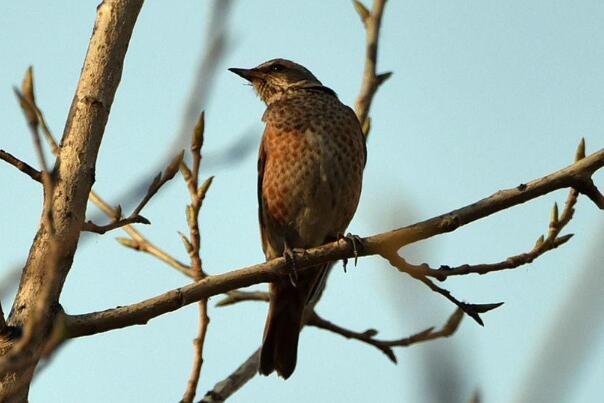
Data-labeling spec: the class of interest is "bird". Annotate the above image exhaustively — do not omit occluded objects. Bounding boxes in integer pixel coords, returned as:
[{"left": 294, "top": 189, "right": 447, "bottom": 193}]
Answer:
[{"left": 229, "top": 59, "right": 366, "bottom": 379}]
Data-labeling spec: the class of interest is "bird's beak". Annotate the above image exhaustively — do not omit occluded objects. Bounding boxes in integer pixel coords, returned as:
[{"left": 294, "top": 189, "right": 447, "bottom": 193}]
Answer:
[{"left": 228, "top": 67, "right": 262, "bottom": 82}]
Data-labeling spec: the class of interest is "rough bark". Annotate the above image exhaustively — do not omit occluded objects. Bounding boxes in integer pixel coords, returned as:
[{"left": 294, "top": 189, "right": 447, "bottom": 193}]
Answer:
[{"left": 0, "top": 1, "right": 144, "bottom": 400}]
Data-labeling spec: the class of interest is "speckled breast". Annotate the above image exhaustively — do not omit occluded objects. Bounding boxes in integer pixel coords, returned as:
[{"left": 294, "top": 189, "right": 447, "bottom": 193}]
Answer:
[{"left": 260, "top": 90, "right": 365, "bottom": 248}]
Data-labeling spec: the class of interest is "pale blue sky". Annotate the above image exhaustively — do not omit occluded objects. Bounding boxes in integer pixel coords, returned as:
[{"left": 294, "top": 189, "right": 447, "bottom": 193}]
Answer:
[{"left": 1, "top": 1, "right": 604, "bottom": 402}]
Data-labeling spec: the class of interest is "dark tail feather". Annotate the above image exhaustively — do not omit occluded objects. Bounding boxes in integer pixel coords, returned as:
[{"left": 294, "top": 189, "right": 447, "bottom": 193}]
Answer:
[{"left": 259, "top": 282, "right": 305, "bottom": 379}]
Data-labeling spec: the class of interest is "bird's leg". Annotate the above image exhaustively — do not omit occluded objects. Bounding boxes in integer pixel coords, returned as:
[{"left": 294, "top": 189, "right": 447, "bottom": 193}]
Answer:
[
  {"left": 338, "top": 233, "right": 365, "bottom": 270},
  {"left": 283, "top": 241, "right": 307, "bottom": 287}
]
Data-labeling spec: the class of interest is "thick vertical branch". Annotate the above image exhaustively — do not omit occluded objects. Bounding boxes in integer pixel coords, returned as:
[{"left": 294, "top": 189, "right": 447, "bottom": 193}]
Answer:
[{"left": 1, "top": 1, "right": 144, "bottom": 400}]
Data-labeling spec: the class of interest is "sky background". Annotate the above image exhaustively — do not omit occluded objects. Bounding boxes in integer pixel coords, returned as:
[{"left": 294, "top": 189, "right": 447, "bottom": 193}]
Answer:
[{"left": 1, "top": 1, "right": 604, "bottom": 402}]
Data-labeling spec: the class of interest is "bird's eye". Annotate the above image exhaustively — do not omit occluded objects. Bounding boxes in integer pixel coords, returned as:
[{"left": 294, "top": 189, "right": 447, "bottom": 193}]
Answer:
[{"left": 271, "top": 64, "right": 285, "bottom": 72}]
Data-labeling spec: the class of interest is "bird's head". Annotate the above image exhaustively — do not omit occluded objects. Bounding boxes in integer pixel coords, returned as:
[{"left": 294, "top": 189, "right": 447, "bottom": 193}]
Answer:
[{"left": 229, "top": 59, "right": 323, "bottom": 105}]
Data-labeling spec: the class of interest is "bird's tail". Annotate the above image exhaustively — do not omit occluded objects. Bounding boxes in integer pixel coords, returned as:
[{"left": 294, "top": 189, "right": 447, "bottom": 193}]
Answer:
[
  {"left": 259, "top": 263, "right": 330, "bottom": 379},
  {"left": 259, "top": 279, "right": 305, "bottom": 379}
]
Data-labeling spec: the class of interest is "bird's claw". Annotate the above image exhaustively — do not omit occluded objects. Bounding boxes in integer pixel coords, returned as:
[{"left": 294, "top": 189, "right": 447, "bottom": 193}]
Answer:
[
  {"left": 283, "top": 244, "right": 306, "bottom": 287},
  {"left": 338, "top": 233, "right": 365, "bottom": 269}
]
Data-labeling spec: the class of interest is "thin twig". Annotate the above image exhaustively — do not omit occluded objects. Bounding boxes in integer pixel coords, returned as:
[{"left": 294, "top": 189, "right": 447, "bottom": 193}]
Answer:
[
  {"left": 11, "top": 67, "right": 192, "bottom": 278},
  {"left": 0, "top": 150, "right": 42, "bottom": 182},
  {"left": 83, "top": 151, "right": 183, "bottom": 234},
  {"left": 382, "top": 250, "right": 503, "bottom": 325},
  {"left": 181, "top": 299, "right": 209, "bottom": 403},
  {"left": 215, "top": 292, "right": 462, "bottom": 364},
  {"left": 307, "top": 309, "right": 464, "bottom": 363},
  {"left": 181, "top": 112, "right": 213, "bottom": 403},
  {"left": 92, "top": 191, "right": 192, "bottom": 277},
  {"left": 402, "top": 187, "right": 578, "bottom": 280},
  {"left": 215, "top": 290, "right": 270, "bottom": 307},
  {"left": 353, "top": 0, "right": 391, "bottom": 134},
  {"left": 82, "top": 214, "right": 150, "bottom": 234}
]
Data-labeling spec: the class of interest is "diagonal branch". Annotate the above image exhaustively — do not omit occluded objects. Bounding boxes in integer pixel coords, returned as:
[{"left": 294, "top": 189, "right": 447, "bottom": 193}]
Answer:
[
  {"left": 0, "top": 150, "right": 42, "bottom": 182},
  {"left": 199, "top": 349, "right": 261, "bottom": 403},
  {"left": 60, "top": 145, "right": 604, "bottom": 339},
  {"left": 94, "top": 191, "right": 193, "bottom": 277},
  {"left": 83, "top": 151, "right": 184, "bottom": 235}
]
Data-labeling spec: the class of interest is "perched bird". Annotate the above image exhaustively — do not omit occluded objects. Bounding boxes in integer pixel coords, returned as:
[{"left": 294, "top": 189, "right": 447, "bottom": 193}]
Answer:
[{"left": 229, "top": 59, "right": 366, "bottom": 379}]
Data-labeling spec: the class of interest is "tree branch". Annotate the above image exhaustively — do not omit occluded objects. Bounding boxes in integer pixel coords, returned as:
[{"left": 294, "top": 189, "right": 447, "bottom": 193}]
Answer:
[
  {"left": 180, "top": 112, "right": 213, "bottom": 403},
  {"left": 1, "top": 1, "right": 144, "bottom": 400},
  {"left": 199, "top": 349, "right": 261, "bottom": 403},
  {"left": 403, "top": 187, "right": 578, "bottom": 280},
  {"left": 307, "top": 309, "right": 463, "bottom": 363},
  {"left": 82, "top": 151, "right": 183, "bottom": 235},
  {"left": 82, "top": 215, "right": 150, "bottom": 234},
  {"left": 61, "top": 146, "right": 604, "bottom": 338},
  {"left": 92, "top": 190, "right": 193, "bottom": 277},
  {"left": 215, "top": 291, "right": 463, "bottom": 363},
  {"left": 215, "top": 290, "right": 269, "bottom": 307},
  {"left": 0, "top": 150, "right": 42, "bottom": 182}
]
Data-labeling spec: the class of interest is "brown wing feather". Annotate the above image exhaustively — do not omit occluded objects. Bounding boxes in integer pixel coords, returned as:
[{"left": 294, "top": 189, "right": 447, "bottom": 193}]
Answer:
[{"left": 257, "top": 132, "right": 269, "bottom": 257}]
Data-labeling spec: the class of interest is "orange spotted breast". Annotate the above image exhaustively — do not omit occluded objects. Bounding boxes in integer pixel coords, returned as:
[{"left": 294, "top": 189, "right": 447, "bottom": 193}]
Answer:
[{"left": 258, "top": 88, "right": 366, "bottom": 257}]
